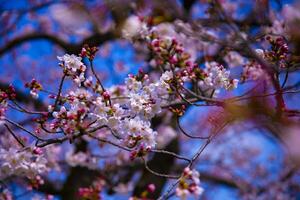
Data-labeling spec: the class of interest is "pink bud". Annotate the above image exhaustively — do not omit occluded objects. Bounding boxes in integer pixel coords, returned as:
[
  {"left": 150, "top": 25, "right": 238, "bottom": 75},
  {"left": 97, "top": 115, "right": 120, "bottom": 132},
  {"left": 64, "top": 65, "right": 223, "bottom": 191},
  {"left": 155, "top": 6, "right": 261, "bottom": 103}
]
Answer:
[
  {"left": 147, "top": 184, "right": 156, "bottom": 193},
  {"left": 33, "top": 147, "right": 43, "bottom": 155},
  {"left": 102, "top": 91, "right": 110, "bottom": 99},
  {"left": 170, "top": 56, "right": 178, "bottom": 64},
  {"left": 49, "top": 94, "right": 56, "bottom": 99},
  {"left": 130, "top": 151, "right": 137, "bottom": 161},
  {"left": 172, "top": 38, "right": 178, "bottom": 45},
  {"left": 80, "top": 48, "right": 87, "bottom": 57},
  {"left": 151, "top": 39, "right": 160, "bottom": 47}
]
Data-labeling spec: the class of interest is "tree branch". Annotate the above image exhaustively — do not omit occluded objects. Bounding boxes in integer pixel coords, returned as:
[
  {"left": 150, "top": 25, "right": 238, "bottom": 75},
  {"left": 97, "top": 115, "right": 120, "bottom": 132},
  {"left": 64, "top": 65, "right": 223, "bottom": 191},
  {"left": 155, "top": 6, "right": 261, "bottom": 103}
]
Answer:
[{"left": 0, "top": 32, "right": 115, "bottom": 57}]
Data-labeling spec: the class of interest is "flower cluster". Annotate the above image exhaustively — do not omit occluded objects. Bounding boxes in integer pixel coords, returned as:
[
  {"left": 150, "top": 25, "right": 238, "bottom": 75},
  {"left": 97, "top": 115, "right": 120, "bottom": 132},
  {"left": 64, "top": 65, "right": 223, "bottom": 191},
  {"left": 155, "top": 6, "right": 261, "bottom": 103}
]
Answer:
[
  {"left": 176, "top": 167, "right": 204, "bottom": 200},
  {"left": 224, "top": 51, "right": 246, "bottom": 68},
  {"left": 25, "top": 79, "right": 43, "bottom": 99},
  {"left": 0, "top": 88, "right": 9, "bottom": 120},
  {"left": 147, "top": 30, "right": 194, "bottom": 70},
  {"left": 0, "top": 147, "right": 49, "bottom": 179},
  {"left": 78, "top": 178, "right": 105, "bottom": 200},
  {"left": 264, "top": 36, "right": 289, "bottom": 68},
  {"left": 0, "top": 105, "right": 6, "bottom": 121},
  {"left": 149, "top": 23, "right": 198, "bottom": 62},
  {"left": 29, "top": 175, "right": 45, "bottom": 190},
  {"left": 0, "top": 85, "right": 16, "bottom": 104},
  {"left": 122, "top": 15, "right": 199, "bottom": 69},
  {"left": 0, "top": 189, "right": 12, "bottom": 200},
  {"left": 242, "top": 60, "right": 266, "bottom": 81},
  {"left": 129, "top": 183, "right": 156, "bottom": 200},
  {"left": 0, "top": 86, "right": 15, "bottom": 120},
  {"left": 52, "top": 89, "right": 93, "bottom": 134},
  {"left": 123, "top": 16, "right": 238, "bottom": 97},
  {"left": 122, "top": 15, "right": 148, "bottom": 41},
  {"left": 80, "top": 44, "right": 99, "bottom": 61},
  {"left": 198, "top": 62, "right": 239, "bottom": 91},
  {"left": 51, "top": 55, "right": 175, "bottom": 150},
  {"left": 242, "top": 36, "right": 289, "bottom": 82},
  {"left": 57, "top": 54, "right": 87, "bottom": 85},
  {"left": 122, "top": 117, "right": 157, "bottom": 149},
  {"left": 125, "top": 70, "right": 172, "bottom": 119},
  {"left": 116, "top": 71, "right": 173, "bottom": 149},
  {"left": 66, "top": 149, "right": 98, "bottom": 170}
]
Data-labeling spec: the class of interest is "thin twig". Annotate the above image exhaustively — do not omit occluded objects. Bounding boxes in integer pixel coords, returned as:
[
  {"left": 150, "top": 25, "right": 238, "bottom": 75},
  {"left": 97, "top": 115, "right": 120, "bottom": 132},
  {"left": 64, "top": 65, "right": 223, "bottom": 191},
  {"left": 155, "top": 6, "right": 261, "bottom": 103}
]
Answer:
[
  {"left": 89, "top": 60, "right": 112, "bottom": 107},
  {"left": 5, "top": 118, "right": 46, "bottom": 141},
  {"left": 142, "top": 157, "right": 180, "bottom": 179},
  {"left": 281, "top": 71, "right": 289, "bottom": 88},
  {"left": 52, "top": 74, "right": 66, "bottom": 111},
  {"left": 150, "top": 149, "right": 191, "bottom": 163},
  {"left": 10, "top": 101, "right": 45, "bottom": 115},
  {"left": 88, "top": 133, "right": 132, "bottom": 151},
  {"left": 4, "top": 124, "right": 25, "bottom": 147},
  {"left": 177, "top": 117, "right": 209, "bottom": 139},
  {"left": 158, "top": 120, "right": 230, "bottom": 200}
]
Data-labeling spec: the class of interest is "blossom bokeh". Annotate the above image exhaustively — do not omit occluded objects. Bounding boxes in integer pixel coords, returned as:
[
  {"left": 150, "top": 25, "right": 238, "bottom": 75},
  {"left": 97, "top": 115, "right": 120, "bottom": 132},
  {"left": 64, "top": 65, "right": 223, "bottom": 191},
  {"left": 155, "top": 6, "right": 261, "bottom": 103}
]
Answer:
[{"left": 1, "top": 0, "right": 300, "bottom": 200}]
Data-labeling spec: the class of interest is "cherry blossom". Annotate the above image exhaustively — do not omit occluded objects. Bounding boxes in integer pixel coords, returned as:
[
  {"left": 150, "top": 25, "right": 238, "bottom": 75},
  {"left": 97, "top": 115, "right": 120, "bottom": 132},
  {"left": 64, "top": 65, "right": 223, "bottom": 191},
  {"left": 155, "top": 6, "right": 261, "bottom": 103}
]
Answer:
[
  {"left": 66, "top": 149, "right": 98, "bottom": 170},
  {"left": 198, "top": 62, "right": 239, "bottom": 91},
  {"left": 122, "top": 15, "right": 146, "bottom": 40},
  {"left": 176, "top": 167, "right": 204, "bottom": 200},
  {"left": 0, "top": 1, "right": 299, "bottom": 199},
  {"left": 0, "top": 148, "right": 49, "bottom": 179},
  {"left": 224, "top": 51, "right": 246, "bottom": 68},
  {"left": 57, "top": 54, "right": 87, "bottom": 85}
]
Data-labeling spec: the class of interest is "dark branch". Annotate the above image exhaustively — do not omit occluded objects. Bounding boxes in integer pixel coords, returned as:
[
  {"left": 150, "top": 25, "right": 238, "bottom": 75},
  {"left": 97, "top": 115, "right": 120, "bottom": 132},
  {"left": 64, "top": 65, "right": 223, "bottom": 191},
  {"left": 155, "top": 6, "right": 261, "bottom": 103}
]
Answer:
[{"left": 0, "top": 32, "right": 116, "bottom": 57}]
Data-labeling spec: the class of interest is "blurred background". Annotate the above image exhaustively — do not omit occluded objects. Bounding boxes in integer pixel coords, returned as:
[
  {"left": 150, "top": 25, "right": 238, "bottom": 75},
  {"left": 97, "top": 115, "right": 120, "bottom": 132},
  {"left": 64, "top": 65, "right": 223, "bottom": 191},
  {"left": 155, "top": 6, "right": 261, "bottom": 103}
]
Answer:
[{"left": 1, "top": 0, "right": 300, "bottom": 199}]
